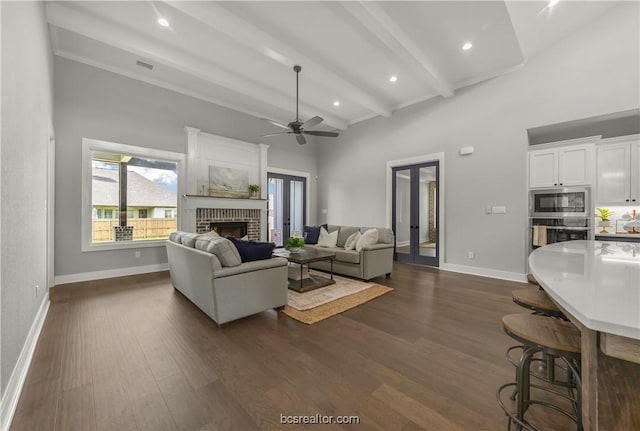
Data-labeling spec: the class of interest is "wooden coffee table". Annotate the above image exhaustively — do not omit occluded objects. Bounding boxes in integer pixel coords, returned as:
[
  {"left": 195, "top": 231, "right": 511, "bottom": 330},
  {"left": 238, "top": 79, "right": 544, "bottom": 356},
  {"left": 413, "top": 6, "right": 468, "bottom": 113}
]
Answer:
[{"left": 272, "top": 247, "right": 336, "bottom": 292}]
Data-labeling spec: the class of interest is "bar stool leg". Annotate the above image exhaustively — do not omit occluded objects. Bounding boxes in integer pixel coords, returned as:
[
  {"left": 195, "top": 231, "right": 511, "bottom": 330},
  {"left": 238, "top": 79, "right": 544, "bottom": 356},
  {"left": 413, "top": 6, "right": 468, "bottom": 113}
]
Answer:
[{"left": 516, "top": 346, "right": 537, "bottom": 429}]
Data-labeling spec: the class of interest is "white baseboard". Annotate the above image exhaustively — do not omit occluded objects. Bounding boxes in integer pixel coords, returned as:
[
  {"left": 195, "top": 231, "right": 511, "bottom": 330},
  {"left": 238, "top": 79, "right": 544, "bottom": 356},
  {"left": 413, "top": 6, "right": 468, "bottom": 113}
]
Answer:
[
  {"left": 0, "top": 297, "right": 50, "bottom": 431},
  {"left": 54, "top": 263, "right": 169, "bottom": 286},
  {"left": 440, "top": 263, "right": 527, "bottom": 283}
]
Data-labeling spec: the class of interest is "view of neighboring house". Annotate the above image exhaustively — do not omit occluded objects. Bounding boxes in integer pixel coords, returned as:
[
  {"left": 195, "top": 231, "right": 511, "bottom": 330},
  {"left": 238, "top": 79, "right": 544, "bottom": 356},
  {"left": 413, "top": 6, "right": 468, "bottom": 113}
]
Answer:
[
  {"left": 92, "top": 167, "right": 177, "bottom": 241},
  {"left": 92, "top": 167, "right": 177, "bottom": 219}
]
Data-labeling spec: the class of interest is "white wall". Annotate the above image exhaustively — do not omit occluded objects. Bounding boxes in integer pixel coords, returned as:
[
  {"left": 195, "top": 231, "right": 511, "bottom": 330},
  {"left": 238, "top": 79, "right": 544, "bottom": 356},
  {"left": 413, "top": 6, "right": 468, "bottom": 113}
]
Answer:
[
  {"left": 0, "top": 0, "right": 53, "bottom": 396},
  {"left": 54, "top": 58, "right": 318, "bottom": 279},
  {"left": 316, "top": 3, "right": 639, "bottom": 275}
]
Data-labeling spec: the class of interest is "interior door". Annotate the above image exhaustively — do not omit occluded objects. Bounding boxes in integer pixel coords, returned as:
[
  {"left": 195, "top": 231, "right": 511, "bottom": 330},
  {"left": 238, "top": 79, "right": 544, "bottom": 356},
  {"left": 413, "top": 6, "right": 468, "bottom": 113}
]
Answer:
[
  {"left": 268, "top": 173, "right": 306, "bottom": 247},
  {"left": 392, "top": 162, "right": 439, "bottom": 266}
]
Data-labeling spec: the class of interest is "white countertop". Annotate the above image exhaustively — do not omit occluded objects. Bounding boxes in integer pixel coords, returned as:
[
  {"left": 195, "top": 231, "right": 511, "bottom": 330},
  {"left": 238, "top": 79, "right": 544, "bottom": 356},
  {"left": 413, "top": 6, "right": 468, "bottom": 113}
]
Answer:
[{"left": 529, "top": 240, "right": 640, "bottom": 339}]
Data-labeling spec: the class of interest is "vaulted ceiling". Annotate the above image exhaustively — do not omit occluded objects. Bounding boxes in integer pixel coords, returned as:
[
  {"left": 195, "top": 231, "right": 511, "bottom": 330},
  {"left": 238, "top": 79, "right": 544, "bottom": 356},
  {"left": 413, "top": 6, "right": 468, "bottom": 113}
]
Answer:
[{"left": 47, "top": 1, "right": 617, "bottom": 135}]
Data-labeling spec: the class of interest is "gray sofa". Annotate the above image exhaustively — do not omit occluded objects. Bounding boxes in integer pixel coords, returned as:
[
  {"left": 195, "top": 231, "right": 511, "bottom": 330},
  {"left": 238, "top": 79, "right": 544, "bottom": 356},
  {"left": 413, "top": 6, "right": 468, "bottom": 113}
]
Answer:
[
  {"left": 306, "top": 225, "right": 394, "bottom": 280},
  {"left": 166, "top": 232, "right": 288, "bottom": 325}
]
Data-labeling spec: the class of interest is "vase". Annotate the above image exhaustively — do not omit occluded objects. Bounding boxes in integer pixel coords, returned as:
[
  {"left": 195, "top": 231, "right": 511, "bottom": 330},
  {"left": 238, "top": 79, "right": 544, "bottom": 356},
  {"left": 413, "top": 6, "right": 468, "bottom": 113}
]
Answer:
[
  {"left": 288, "top": 247, "right": 302, "bottom": 253},
  {"left": 598, "top": 220, "right": 611, "bottom": 234}
]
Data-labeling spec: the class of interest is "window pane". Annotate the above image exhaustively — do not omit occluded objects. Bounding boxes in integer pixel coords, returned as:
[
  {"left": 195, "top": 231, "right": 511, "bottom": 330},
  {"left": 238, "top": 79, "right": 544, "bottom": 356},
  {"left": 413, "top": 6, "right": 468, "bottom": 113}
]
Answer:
[{"left": 91, "top": 152, "right": 177, "bottom": 243}]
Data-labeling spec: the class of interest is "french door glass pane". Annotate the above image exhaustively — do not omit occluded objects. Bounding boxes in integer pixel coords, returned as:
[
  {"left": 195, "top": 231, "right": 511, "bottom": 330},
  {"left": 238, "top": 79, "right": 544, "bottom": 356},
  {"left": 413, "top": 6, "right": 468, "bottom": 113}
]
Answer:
[
  {"left": 290, "top": 180, "right": 304, "bottom": 238},
  {"left": 395, "top": 169, "right": 411, "bottom": 256},
  {"left": 419, "top": 166, "right": 437, "bottom": 258},
  {"left": 268, "top": 177, "right": 284, "bottom": 246}
]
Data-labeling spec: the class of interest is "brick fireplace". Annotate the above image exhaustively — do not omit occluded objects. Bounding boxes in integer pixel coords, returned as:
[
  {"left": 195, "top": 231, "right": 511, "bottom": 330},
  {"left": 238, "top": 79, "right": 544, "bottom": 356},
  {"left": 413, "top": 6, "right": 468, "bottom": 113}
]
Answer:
[{"left": 196, "top": 208, "right": 261, "bottom": 240}]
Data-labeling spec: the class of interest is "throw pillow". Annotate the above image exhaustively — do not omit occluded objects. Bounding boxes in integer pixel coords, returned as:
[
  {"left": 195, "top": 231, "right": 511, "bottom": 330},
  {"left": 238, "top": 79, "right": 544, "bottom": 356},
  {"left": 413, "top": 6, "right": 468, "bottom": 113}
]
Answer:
[
  {"left": 344, "top": 231, "right": 361, "bottom": 251},
  {"left": 317, "top": 227, "right": 338, "bottom": 248},
  {"left": 303, "top": 225, "right": 321, "bottom": 244},
  {"left": 196, "top": 236, "right": 241, "bottom": 267},
  {"left": 337, "top": 226, "right": 360, "bottom": 248},
  {"left": 355, "top": 228, "right": 379, "bottom": 252},
  {"left": 227, "top": 236, "right": 276, "bottom": 262}
]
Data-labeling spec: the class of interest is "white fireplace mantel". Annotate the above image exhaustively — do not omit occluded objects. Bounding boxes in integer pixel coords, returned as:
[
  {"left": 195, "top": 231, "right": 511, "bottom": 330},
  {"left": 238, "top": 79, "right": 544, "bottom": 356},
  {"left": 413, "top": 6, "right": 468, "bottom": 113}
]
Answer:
[{"left": 182, "top": 128, "right": 269, "bottom": 239}]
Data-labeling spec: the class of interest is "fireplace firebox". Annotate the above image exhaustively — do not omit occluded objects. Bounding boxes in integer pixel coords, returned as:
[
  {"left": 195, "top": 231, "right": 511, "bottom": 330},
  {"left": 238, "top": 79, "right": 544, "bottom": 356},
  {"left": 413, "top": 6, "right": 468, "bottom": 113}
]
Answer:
[{"left": 210, "top": 222, "right": 248, "bottom": 238}]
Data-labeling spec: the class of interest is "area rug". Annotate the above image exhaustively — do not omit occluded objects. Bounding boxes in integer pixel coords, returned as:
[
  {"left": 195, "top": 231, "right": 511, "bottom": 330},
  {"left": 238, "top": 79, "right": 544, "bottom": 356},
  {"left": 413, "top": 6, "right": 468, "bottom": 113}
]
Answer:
[{"left": 281, "top": 273, "right": 393, "bottom": 324}]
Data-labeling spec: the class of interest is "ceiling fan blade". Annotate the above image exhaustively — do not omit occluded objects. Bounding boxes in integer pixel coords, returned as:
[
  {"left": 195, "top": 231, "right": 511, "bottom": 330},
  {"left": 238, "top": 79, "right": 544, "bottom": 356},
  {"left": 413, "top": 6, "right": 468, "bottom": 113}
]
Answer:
[
  {"left": 261, "top": 118, "right": 290, "bottom": 130},
  {"left": 303, "top": 131, "right": 339, "bottom": 138},
  {"left": 261, "top": 132, "right": 292, "bottom": 138},
  {"left": 301, "top": 116, "right": 323, "bottom": 129},
  {"left": 296, "top": 134, "right": 307, "bottom": 145}
]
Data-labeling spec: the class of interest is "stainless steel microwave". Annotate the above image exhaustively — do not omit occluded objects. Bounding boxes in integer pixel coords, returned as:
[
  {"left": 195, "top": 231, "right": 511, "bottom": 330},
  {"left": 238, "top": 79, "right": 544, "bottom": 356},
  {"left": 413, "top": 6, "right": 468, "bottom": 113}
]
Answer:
[{"left": 529, "top": 187, "right": 590, "bottom": 218}]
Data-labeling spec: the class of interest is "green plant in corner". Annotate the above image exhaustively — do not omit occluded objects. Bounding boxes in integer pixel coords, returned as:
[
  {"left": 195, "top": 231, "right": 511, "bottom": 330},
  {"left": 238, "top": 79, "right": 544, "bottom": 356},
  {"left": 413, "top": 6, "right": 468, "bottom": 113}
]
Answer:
[
  {"left": 285, "top": 237, "right": 305, "bottom": 250},
  {"left": 595, "top": 207, "right": 614, "bottom": 222}
]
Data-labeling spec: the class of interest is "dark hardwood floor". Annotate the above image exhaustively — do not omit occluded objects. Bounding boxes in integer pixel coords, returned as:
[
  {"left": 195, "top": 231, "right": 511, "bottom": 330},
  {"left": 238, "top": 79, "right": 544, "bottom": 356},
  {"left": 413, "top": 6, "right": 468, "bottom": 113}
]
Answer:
[{"left": 10, "top": 263, "right": 575, "bottom": 430}]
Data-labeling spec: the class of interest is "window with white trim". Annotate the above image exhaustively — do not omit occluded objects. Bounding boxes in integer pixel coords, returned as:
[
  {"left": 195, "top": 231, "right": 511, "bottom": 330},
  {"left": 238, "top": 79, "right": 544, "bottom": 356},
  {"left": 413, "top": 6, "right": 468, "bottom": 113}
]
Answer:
[{"left": 82, "top": 138, "right": 184, "bottom": 251}]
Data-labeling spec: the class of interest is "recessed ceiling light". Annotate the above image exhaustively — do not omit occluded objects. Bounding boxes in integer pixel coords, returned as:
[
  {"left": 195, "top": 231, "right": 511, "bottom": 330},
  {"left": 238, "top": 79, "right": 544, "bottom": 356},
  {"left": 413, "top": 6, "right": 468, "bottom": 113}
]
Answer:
[
  {"left": 548, "top": 0, "right": 560, "bottom": 7},
  {"left": 333, "top": 100, "right": 340, "bottom": 107},
  {"left": 389, "top": 75, "right": 398, "bottom": 83},
  {"left": 462, "top": 42, "right": 473, "bottom": 51},
  {"left": 158, "top": 17, "right": 170, "bottom": 27}
]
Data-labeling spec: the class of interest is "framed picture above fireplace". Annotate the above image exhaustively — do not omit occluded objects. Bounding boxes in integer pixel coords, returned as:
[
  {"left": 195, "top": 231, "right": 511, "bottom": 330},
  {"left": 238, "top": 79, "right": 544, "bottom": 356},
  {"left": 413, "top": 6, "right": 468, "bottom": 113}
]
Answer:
[{"left": 208, "top": 166, "right": 249, "bottom": 198}]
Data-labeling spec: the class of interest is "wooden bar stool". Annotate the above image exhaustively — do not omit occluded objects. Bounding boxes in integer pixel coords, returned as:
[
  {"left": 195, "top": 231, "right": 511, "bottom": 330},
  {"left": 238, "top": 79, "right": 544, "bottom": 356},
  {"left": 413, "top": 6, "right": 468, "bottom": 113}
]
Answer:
[
  {"left": 512, "top": 288, "right": 565, "bottom": 319},
  {"left": 497, "top": 314, "right": 582, "bottom": 431}
]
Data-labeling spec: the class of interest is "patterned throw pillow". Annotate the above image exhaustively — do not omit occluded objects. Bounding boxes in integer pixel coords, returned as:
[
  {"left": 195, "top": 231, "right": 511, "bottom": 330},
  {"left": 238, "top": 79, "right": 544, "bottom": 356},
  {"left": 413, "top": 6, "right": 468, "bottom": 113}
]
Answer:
[
  {"left": 195, "top": 236, "right": 241, "bottom": 267},
  {"left": 344, "top": 231, "right": 361, "bottom": 251},
  {"left": 317, "top": 227, "right": 338, "bottom": 248},
  {"left": 355, "top": 229, "right": 379, "bottom": 252}
]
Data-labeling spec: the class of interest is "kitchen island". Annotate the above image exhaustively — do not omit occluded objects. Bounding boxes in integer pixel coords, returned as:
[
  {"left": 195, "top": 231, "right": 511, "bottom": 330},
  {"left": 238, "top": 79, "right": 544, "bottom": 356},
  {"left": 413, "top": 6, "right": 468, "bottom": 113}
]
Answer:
[{"left": 529, "top": 240, "right": 640, "bottom": 430}]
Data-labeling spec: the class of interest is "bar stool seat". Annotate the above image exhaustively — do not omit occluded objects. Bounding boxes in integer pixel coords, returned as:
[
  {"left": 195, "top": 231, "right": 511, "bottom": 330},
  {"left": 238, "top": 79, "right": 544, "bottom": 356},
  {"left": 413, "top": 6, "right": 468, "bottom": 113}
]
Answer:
[
  {"left": 512, "top": 288, "right": 563, "bottom": 316},
  {"left": 503, "top": 314, "right": 580, "bottom": 354},
  {"left": 497, "top": 314, "right": 582, "bottom": 431}
]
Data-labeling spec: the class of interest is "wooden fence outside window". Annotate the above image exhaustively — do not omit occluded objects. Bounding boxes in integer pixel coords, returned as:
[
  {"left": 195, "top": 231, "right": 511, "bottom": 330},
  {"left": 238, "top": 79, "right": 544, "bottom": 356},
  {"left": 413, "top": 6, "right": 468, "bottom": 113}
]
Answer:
[{"left": 92, "top": 218, "right": 177, "bottom": 242}]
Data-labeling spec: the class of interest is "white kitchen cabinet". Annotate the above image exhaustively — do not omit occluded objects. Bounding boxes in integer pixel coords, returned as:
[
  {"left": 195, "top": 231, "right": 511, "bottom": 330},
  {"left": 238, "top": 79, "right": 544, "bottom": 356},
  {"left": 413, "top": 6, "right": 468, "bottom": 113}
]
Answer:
[
  {"left": 529, "top": 144, "right": 593, "bottom": 188},
  {"left": 596, "top": 135, "right": 640, "bottom": 204}
]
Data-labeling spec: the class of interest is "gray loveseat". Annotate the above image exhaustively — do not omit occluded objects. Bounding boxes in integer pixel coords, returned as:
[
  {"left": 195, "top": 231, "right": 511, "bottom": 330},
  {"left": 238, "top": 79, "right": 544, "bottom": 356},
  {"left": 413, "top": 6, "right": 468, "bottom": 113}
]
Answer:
[
  {"left": 166, "top": 232, "right": 288, "bottom": 325},
  {"left": 306, "top": 225, "right": 394, "bottom": 281}
]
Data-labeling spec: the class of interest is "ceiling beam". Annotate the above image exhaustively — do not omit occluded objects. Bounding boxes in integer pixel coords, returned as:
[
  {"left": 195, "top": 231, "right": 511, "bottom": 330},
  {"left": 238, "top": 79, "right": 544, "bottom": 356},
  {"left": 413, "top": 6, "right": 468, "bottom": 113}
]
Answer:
[
  {"left": 339, "top": 1, "right": 454, "bottom": 98},
  {"left": 164, "top": 1, "right": 392, "bottom": 118},
  {"left": 45, "top": 2, "right": 348, "bottom": 130}
]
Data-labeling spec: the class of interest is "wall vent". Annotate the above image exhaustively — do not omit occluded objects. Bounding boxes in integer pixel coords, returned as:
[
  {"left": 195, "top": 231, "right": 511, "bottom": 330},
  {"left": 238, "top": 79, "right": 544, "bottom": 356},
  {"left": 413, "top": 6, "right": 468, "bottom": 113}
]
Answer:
[{"left": 136, "top": 60, "right": 154, "bottom": 70}]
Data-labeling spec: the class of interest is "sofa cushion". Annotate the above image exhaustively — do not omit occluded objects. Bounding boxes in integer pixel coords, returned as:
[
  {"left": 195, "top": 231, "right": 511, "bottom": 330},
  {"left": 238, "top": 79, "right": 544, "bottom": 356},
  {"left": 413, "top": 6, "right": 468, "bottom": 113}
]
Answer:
[
  {"left": 337, "top": 226, "right": 360, "bottom": 248},
  {"left": 334, "top": 248, "right": 361, "bottom": 264},
  {"left": 303, "top": 225, "right": 322, "bottom": 245},
  {"left": 344, "top": 231, "right": 361, "bottom": 250},
  {"left": 317, "top": 227, "right": 338, "bottom": 248},
  {"left": 195, "top": 236, "right": 242, "bottom": 267},
  {"left": 356, "top": 228, "right": 379, "bottom": 252},
  {"left": 326, "top": 225, "right": 340, "bottom": 233},
  {"left": 180, "top": 233, "right": 202, "bottom": 248},
  {"left": 194, "top": 232, "right": 222, "bottom": 253},
  {"left": 227, "top": 236, "right": 276, "bottom": 263},
  {"left": 169, "top": 231, "right": 186, "bottom": 244}
]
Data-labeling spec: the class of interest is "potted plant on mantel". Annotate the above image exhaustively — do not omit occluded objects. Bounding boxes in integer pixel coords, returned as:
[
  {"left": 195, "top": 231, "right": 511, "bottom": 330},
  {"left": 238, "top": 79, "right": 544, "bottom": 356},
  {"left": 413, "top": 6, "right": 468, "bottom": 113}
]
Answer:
[
  {"left": 595, "top": 207, "right": 615, "bottom": 234},
  {"left": 248, "top": 184, "right": 260, "bottom": 199}
]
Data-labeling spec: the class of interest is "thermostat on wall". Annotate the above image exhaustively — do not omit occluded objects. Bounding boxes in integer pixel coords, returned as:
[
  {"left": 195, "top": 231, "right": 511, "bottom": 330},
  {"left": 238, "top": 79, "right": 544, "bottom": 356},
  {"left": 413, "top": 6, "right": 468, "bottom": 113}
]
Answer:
[{"left": 459, "top": 146, "right": 474, "bottom": 155}]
